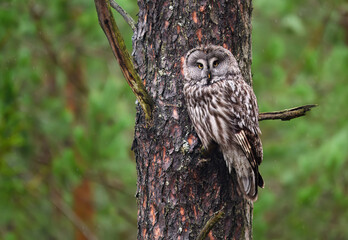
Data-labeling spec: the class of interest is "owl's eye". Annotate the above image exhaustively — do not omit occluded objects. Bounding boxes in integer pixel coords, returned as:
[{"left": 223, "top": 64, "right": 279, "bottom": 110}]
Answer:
[
  {"left": 197, "top": 63, "right": 203, "bottom": 69},
  {"left": 213, "top": 60, "right": 219, "bottom": 67}
]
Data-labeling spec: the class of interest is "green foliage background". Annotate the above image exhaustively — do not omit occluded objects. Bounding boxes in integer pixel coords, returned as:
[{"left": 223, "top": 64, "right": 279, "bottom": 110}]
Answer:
[{"left": 1, "top": 0, "right": 348, "bottom": 239}]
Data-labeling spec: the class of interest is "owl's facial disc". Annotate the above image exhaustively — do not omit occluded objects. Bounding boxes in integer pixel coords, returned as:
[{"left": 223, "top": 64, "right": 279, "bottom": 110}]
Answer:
[{"left": 184, "top": 47, "right": 235, "bottom": 86}]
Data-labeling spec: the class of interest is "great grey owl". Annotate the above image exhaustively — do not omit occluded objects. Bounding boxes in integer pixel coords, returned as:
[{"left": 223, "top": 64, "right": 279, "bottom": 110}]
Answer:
[{"left": 183, "top": 45, "right": 264, "bottom": 201}]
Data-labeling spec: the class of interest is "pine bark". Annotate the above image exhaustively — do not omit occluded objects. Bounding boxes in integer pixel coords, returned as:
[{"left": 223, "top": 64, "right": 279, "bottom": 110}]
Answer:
[{"left": 132, "top": 0, "right": 254, "bottom": 239}]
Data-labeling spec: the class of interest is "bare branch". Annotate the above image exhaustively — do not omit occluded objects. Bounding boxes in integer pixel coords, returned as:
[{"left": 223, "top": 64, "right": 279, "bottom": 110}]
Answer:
[
  {"left": 51, "top": 196, "right": 98, "bottom": 240},
  {"left": 94, "top": 0, "right": 154, "bottom": 122},
  {"left": 110, "top": 0, "right": 136, "bottom": 32},
  {"left": 259, "top": 104, "right": 318, "bottom": 121},
  {"left": 196, "top": 207, "right": 225, "bottom": 240}
]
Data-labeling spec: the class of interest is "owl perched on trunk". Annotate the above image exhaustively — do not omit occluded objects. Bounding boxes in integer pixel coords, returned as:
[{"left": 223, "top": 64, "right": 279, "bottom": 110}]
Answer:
[{"left": 183, "top": 45, "right": 264, "bottom": 201}]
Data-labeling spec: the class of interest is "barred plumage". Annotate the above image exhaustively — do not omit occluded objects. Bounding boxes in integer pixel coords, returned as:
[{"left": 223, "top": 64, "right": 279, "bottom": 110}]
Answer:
[{"left": 183, "top": 45, "right": 264, "bottom": 201}]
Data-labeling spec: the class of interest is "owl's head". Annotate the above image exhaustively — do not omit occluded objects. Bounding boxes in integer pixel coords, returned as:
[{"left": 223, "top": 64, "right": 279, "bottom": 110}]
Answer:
[{"left": 183, "top": 45, "right": 240, "bottom": 86}]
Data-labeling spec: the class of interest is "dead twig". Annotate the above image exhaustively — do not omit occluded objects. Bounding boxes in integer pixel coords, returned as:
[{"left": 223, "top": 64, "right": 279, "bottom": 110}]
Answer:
[
  {"left": 196, "top": 207, "right": 225, "bottom": 240},
  {"left": 110, "top": 0, "right": 136, "bottom": 32},
  {"left": 259, "top": 104, "right": 318, "bottom": 121}
]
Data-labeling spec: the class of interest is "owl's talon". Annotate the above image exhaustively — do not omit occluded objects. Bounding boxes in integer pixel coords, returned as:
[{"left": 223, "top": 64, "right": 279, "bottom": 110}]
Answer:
[
  {"left": 197, "top": 157, "right": 211, "bottom": 166},
  {"left": 200, "top": 146, "right": 209, "bottom": 158}
]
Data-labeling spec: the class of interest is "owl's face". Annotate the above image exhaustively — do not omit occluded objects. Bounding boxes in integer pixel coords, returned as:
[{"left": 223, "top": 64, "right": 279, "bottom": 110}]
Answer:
[{"left": 183, "top": 45, "right": 239, "bottom": 86}]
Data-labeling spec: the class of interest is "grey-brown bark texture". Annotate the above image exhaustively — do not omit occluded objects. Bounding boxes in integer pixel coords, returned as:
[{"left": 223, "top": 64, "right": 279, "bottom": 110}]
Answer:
[{"left": 132, "top": 0, "right": 254, "bottom": 239}]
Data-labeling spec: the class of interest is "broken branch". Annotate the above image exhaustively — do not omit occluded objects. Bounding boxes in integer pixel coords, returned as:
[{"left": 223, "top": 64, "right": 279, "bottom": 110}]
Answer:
[
  {"left": 94, "top": 0, "right": 153, "bottom": 122},
  {"left": 259, "top": 104, "right": 317, "bottom": 121},
  {"left": 196, "top": 207, "right": 225, "bottom": 240}
]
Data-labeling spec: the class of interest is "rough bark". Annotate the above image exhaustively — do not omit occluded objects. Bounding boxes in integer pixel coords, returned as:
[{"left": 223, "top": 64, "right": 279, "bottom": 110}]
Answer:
[{"left": 132, "top": 0, "right": 253, "bottom": 239}]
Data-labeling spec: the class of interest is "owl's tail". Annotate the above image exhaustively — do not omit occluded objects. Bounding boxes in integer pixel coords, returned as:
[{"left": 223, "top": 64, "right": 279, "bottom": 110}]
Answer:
[{"left": 222, "top": 148, "right": 259, "bottom": 201}]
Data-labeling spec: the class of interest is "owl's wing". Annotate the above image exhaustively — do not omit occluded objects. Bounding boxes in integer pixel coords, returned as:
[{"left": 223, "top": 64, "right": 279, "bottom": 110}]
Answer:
[
  {"left": 234, "top": 130, "right": 264, "bottom": 188},
  {"left": 234, "top": 130, "right": 254, "bottom": 167},
  {"left": 223, "top": 78, "right": 264, "bottom": 188}
]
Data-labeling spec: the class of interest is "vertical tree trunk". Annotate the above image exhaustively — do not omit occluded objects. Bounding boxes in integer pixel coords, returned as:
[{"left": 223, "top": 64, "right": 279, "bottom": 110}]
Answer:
[{"left": 132, "top": 0, "right": 253, "bottom": 239}]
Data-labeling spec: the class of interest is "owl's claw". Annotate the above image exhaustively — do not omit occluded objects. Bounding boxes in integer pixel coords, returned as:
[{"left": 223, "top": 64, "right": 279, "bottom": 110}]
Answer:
[
  {"left": 200, "top": 142, "right": 219, "bottom": 158},
  {"left": 200, "top": 146, "right": 210, "bottom": 158},
  {"left": 198, "top": 143, "right": 220, "bottom": 165},
  {"left": 197, "top": 157, "right": 211, "bottom": 166}
]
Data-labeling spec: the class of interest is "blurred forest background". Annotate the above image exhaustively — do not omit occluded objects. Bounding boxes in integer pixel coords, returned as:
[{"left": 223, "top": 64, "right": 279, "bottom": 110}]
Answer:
[{"left": 1, "top": 0, "right": 348, "bottom": 239}]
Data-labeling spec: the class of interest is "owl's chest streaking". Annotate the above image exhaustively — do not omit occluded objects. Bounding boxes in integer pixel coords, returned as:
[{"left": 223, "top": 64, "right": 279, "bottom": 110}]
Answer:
[
  {"left": 183, "top": 79, "right": 260, "bottom": 148},
  {"left": 183, "top": 81, "right": 235, "bottom": 147}
]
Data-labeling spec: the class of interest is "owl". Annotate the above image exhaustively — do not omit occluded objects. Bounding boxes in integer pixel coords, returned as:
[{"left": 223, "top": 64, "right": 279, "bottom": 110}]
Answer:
[{"left": 183, "top": 45, "right": 264, "bottom": 201}]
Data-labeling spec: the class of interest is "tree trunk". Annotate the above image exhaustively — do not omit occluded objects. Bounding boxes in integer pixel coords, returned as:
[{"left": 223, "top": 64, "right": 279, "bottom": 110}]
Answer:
[{"left": 132, "top": 0, "right": 253, "bottom": 239}]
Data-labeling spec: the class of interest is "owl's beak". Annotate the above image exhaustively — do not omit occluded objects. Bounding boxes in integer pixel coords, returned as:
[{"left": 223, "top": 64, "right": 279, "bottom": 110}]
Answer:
[{"left": 206, "top": 71, "right": 212, "bottom": 85}]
